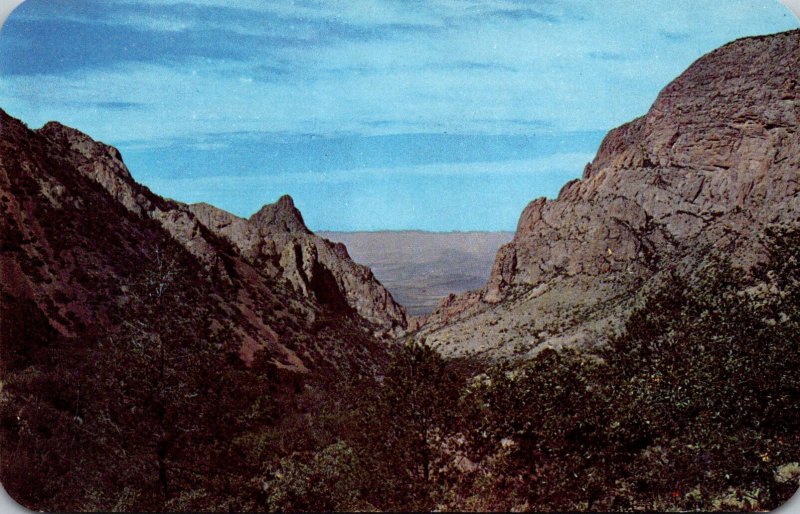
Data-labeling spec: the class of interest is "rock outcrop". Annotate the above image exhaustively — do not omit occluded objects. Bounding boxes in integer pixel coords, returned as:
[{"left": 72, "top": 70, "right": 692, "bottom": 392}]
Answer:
[
  {"left": 417, "top": 30, "right": 800, "bottom": 358},
  {"left": 489, "top": 30, "right": 800, "bottom": 302},
  {"left": 189, "top": 198, "right": 408, "bottom": 337},
  {"left": 250, "top": 195, "right": 311, "bottom": 235}
]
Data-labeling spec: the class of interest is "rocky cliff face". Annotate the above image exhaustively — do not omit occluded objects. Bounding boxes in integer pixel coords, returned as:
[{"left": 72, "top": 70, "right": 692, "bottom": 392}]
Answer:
[
  {"left": 418, "top": 30, "right": 800, "bottom": 358},
  {"left": 0, "top": 108, "right": 404, "bottom": 375}
]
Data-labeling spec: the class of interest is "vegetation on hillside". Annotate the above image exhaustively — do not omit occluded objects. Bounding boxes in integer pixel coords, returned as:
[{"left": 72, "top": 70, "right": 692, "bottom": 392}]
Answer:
[
  {"left": 260, "top": 225, "right": 800, "bottom": 512},
  {"left": 2, "top": 225, "right": 799, "bottom": 511},
  {"left": 445, "top": 226, "right": 800, "bottom": 511}
]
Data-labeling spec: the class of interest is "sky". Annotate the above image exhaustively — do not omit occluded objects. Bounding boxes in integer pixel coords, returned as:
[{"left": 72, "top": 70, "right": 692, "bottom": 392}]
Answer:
[{"left": 0, "top": 1, "right": 797, "bottom": 231}]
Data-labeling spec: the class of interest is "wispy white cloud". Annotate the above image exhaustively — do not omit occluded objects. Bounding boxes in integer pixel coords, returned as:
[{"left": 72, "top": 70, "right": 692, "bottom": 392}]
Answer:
[
  {"left": 145, "top": 152, "right": 596, "bottom": 187},
  {"left": 0, "top": 0, "right": 796, "bottom": 229},
  {"left": 2, "top": 0, "right": 795, "bottom": 142}
]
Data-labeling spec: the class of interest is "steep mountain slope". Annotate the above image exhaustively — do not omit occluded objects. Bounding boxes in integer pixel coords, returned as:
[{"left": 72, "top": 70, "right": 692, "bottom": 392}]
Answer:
[
  {"left": 2, "top": 109, "right": 407, "bottom": 363},
  {"left": 319, "top": 231, "right": 513, "bottom": 316},
  {"left": 0, "top": 106, "right": 408, "bottom": 402},
  {"left": 0, "top": 107, "right": 410, "bottom": 509},
  {"left": 417, "top": 30, "right": 800, "bottom": 358}
]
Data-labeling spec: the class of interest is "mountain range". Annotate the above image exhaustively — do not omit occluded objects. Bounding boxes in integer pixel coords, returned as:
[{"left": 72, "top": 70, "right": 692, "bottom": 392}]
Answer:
[
  {"left": 1, "top": 29, "right": 799, "bottom": 512},
  {"left": 1, "top": 111, "right": 409, "bottom": 367}
]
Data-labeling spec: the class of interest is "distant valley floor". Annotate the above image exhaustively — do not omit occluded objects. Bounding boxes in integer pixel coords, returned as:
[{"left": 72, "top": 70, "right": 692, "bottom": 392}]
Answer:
[{"left": 320, "top": 231, "right": 513, "bottom": 316}]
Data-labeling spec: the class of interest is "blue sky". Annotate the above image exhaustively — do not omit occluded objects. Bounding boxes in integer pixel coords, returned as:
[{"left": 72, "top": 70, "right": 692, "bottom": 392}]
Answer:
[{"left": 0, "top": 1, "right": 796, "bottom": 230}]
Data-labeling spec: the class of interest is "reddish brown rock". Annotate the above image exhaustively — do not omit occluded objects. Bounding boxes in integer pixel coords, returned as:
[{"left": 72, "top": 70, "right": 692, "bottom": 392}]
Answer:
[
  {"left": 1, "top": 108, "right": 404, "bottom": 375},
  {"left": 28, "top": 116, "right": 408, "bottom": 338}
]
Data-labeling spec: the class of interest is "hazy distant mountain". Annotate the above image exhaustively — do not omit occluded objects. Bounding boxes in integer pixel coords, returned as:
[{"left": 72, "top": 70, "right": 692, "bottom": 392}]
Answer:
[{"left": 319, "top": 231, "right": 513, "bottom": 316}]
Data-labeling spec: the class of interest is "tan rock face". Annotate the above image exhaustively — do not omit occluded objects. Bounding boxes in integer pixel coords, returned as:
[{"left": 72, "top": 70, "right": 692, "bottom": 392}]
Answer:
[
  {"left": 38, "top": 121, "right": 147, "bottom": 216},
  {"left": 419, "top": 30, "right": 800, "bottom": 358},
  {"left": 489, "top": 30, "right": 800, "bottom": 302},
  {"left": 36, "top": 122, "right": 228, "bottom": 273}
]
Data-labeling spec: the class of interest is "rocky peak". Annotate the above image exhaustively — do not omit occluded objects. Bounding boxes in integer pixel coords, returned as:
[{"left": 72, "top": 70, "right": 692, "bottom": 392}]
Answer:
[
  {"left": 32, "top": 119, "right": 159, "bottom": 220},
  {"left": 249, "top": 194, "right": 311, "bottom": 235},
  {"left": 190, "top": 200, "right": 408, "bottom": 336},
  {"left": 585, "top": 30, "right": 800, "bottom": 179},
  {"left": 37, "top": 121, "right": 131, "bottom": 180},
  {"left": 29, "top": 120, "right": 235, "bottom": 273}
]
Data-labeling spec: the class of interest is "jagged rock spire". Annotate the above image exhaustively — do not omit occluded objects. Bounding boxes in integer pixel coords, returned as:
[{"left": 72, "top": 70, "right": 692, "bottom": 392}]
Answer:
[{"left": 249, "top": 194, "right": 311, "bottom": 234}]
